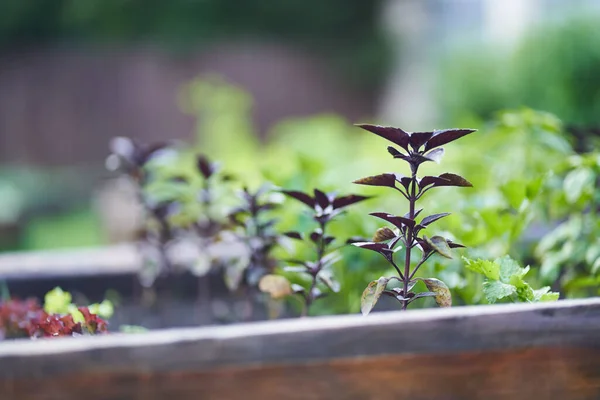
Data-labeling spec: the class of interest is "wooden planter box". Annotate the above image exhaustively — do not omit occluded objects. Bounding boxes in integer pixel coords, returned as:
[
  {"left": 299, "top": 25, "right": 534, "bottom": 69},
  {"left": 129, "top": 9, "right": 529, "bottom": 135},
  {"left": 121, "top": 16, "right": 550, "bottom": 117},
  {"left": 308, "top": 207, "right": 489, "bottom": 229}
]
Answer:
[{"left": 1, "top": 298, "right": 599, "bottom": 399}]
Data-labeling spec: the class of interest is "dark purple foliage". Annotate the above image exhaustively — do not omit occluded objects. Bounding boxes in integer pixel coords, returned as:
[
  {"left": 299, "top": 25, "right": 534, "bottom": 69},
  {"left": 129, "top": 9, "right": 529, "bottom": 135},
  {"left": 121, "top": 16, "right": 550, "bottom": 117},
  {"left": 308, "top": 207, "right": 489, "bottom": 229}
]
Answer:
[
  {"left": 280, "top": 188, "right": 371, "bottom": 316},
  {"left": 352, "top": 124, "right": 474, "bottom": 312}
]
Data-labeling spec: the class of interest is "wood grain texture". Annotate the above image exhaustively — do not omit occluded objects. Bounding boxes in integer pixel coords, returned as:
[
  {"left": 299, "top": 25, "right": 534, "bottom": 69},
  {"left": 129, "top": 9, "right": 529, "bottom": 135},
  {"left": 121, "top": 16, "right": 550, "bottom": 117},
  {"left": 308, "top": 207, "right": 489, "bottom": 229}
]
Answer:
[{"left": 1, "top": 299, "right": 600, "bottom": 399}]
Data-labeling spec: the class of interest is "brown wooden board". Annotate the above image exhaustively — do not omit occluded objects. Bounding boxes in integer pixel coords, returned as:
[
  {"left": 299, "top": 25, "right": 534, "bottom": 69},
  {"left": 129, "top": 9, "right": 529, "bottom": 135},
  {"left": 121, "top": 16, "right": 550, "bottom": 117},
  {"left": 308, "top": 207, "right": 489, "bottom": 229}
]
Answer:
[{"left": 1, "top": 298, "right": 599, "bottom": 399}]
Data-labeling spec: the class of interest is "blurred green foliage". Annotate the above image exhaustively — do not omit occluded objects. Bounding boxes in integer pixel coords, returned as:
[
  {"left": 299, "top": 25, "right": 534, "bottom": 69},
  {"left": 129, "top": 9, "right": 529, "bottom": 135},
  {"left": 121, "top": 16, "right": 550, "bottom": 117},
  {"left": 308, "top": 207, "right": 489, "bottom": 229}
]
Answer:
[
  {"left": 438, "top": 16, "right": 600, "bottom": 144},
  {"left": 23, "top": 208, "right": 104, "bottom": 250},
  {"left": 176, "top": 77, "right": 598, "bottom": 314},
  {"left": 0, "top": 168, "right": 105, "bottom": 252}
]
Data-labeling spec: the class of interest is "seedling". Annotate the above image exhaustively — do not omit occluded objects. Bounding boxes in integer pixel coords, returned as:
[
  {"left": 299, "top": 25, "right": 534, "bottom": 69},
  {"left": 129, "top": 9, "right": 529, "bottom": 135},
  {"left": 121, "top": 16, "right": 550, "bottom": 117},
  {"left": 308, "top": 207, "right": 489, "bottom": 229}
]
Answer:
[
  {"left": 260, "top": 189, "right": 369, "bottom": 316},
  {"left": 226, "top": 184, "right": 282, "bottom": 289},
  {"left": 352, "top": 125, "right": 476, "bottom": 314}
]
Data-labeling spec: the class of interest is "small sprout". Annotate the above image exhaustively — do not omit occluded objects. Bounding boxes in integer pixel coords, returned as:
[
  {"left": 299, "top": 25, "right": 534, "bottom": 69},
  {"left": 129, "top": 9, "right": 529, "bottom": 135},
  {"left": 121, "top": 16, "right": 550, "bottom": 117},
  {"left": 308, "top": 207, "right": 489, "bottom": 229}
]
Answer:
[{"left": 267, "top": 188, "right": 370, "bottom": 316}]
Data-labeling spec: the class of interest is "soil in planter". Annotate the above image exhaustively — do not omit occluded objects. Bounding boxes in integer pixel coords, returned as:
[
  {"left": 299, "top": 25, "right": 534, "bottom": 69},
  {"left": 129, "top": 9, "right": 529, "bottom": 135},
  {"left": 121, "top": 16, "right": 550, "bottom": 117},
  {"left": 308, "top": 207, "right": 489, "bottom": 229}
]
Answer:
[{"left": 5, "top": 270, "right": 288, "bottom": 330}]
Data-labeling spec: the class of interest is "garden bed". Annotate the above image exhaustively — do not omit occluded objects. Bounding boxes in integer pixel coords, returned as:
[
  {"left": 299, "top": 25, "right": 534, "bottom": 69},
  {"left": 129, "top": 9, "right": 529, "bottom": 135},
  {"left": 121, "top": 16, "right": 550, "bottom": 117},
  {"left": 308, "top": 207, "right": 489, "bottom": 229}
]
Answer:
[
  {"left": 1, "top": 298, "right": 599, "bottom": 399},
  {"left": 0, "top": 245, "right": 264, "bottom": 328}
]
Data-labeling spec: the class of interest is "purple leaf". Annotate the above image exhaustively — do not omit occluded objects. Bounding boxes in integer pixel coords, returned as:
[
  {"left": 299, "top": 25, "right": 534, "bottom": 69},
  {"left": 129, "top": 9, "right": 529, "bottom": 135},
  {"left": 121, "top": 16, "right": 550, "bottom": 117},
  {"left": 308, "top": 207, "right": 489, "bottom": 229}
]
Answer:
[
  {"left": 416, "top": 237, "right": 432, "bottom": 253},
  {"left": 447, "top": 240, "right": 466, "bottom": 249},
  {"left": 387, "top": 146, "right": 403, "bottom": 158},
  {"left": 370, "top": 212, "right": 416, "bottom": 229},
  {"left": 351, "top": 242, "right": 394, "bottom": 261},
  {"left": 346, "top": 236, "right": 368, "bottom": 244},
  {"left": 332, "top": 194, "right": 370, "bottom": 209},
  {"left": 282, "top": 190, "right": 315, "bottom": 208},
  {"left": 438, "top": 173, "right": 473, "bottom": 187},
  {"left": 419, "top": 176, "right": 451, "bottom": 189},
  {"left": 419, "top": 173, "right": 473, "bottom": 189},
  {"left": 283, "top": 231, "right": 303, "bottom": 240},
  {"left": 353, "top": 173, "right": 397, "bottom": 188},
  {"left": 420, "top": 213, "right": 451, "bottom": 227},
  {"left": 197, "top": 155, "right": 215, "bottom": 179},
  {"left": 356, "top": 124, "right": 410, "bottom": 151},
  {"left": 310, "top": 231, "right": 322, "bottom": 243},
  {"left": 257, "top": 203, "right": 278, "bottom": 212},
  {"left": 403, "top": 208, "right": 423, "bottom": 219},
  {"left": 313, "top": 189, "right": 331, "bottom": 209},
  {"left": 397, "top": 175, "right": 412, "bottom": 191},
  {"left": 424, "top": 128, "right": 476, "bottom": 151},
  {"left": 409, "top": 131, "right": 434, "bottom": 151}
]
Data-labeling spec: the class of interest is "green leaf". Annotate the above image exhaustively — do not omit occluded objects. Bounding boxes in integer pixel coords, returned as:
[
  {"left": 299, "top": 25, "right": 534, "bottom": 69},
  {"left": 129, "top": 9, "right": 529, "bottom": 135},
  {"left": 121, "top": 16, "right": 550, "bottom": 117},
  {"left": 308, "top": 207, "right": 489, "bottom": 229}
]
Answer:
[
  {"left": 68, "top": 304, "right": 85, "bottom": 324},
  {"left": 563, "top": 167, "right": 594, "bottom": 204},
  {"left": 88, "top": 300, "right": 115, "bottom": 319},
  {"left": 44, "top": 287, "right": 73, "bottom": 315},
  {"left": 361, "top": 277, "right": 389, "bottom": 316},
  {"left": 585, "top": 243, "right": 600, "bottom": 266},
  {"left": 532, "top": 287, "right": 559, "bottom": 302},
  {"left": 512, "top": 278, "right": 535, "bottom": 302},
  {"left": 424, "top": 235, "right": 453, "bottom": 259},
  {"left": 500, "top": 180, "right": 526, "bottom": 209},
  {"left": 593, "top": 258, "right": 600, "bottom": 275},
  {"left": 463, "top": 257, "right": 500, "bottom": 280},
  {"left": 525, "top": 176, "right": 545, "bottom": 199},
  {"left": 496, "top": 255, "right": 528, "bottom": 283},
  {"left": 539, "top": 292, "right": 560, "bottom": 302},
  {"left": 483, "top": 280, "right": 516, "bottom": 303}
]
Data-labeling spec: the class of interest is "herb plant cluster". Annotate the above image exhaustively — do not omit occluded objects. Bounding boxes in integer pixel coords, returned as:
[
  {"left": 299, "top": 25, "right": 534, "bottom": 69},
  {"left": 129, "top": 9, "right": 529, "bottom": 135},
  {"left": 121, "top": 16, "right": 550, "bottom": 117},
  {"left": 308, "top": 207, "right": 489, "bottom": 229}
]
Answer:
[
  {"left": 351, "top": 125, "right": 475, "bottom": 313},
  {"left": 259, "top": 189, "right": 369, "bottom": 316},
  {"left": 4, "top": 108, "right": 574, "bottom": 342}
]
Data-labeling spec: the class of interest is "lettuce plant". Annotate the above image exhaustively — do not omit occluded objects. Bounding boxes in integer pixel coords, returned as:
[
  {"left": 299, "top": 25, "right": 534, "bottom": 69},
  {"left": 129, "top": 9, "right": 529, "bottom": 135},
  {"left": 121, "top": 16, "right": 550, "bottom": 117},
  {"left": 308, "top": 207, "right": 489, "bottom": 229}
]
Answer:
[
  {"left": 260, "top": 189, "right": 369, "bottom": 316},
  {"left": 352, "top": 125, "right": 476, "bottom": 314},
  {"left": 0, "top": 287, "right": 111, "bottom": 340}
]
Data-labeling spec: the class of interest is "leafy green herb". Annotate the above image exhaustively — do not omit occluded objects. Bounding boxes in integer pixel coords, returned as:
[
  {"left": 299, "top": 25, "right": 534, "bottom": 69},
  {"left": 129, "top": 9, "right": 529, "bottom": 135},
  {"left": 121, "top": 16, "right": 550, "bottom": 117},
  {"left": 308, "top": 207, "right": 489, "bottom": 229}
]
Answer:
[{"left": 464, "top": 256, "right": 559, "bottom": 303}]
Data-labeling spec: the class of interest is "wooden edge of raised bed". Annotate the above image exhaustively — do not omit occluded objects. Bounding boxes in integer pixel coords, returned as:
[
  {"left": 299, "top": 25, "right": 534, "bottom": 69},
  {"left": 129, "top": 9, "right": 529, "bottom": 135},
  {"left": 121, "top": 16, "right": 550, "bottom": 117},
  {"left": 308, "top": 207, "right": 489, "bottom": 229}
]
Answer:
[
  {"left": 0, "top": 244, "right": 141, "bottom": 279},
  {"left": 2, "top": 298, "right": 600, "bottom": 399},
  {"left": 1, "top": 298, "right": 599, "bottom": 375}
]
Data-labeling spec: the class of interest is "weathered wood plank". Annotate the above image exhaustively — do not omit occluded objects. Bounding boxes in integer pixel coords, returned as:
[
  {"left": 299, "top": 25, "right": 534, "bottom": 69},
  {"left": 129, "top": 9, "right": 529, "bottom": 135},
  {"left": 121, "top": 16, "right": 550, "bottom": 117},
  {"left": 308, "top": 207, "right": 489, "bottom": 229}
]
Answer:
[
  {"left": 1, "top": 299, "right": 599, "bottom": 399},
  {"left": 0, "top": 244, "right": 141, "bottom": 279},
  {"left": 4, "top": 347, "right": 600, "bottom": 400}
]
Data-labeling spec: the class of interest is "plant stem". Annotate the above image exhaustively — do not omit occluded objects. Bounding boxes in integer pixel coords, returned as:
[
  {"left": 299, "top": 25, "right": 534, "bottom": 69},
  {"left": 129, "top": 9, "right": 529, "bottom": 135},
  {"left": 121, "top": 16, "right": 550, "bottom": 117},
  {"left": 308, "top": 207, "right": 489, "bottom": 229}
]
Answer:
[
  {"left": 305, "top": 220, "right": 327, "bottom": 316},
  {"left": 402, "top": 167, "right": 418, "bottom": 310}
]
